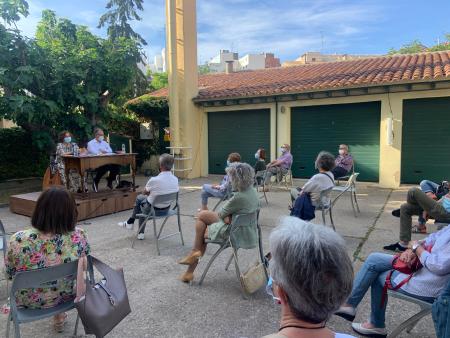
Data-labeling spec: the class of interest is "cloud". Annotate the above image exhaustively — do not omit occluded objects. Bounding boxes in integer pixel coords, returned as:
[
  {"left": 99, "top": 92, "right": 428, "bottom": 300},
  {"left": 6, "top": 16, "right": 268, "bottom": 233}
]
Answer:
[{"left": 196, "top": 0, "right": 385, "bottom": 61}]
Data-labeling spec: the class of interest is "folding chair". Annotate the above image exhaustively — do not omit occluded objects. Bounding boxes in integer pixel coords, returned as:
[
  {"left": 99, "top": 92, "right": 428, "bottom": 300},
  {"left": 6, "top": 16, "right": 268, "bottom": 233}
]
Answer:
[
  {"left": 6, "top": 260, "right": 80, "bottom": 338},
  {"left": 332, "top": 172, "right": 360, "bottom": 217},
  {"left": 254, "top": 172, "right": 268, "bottom": 205},
  {"left": 212, "top": 184, "right": 233, "bottom": 211},
  {"left": 315, "top": 187, "right": 335, "bottom": 231},
  {"left": 198, "top": 211, "right": 267, "bottom": 296},
  {"left": 336, "top": 161, "right": 355, "bottom": 186},
  {"left": 265, "top": 165, "right": 293, "bottom": 191},
  {"left": 0, "top": 220, "right": 6, "bottom": 258},
  {"left": 387, "top": 290, "right": 433, "bottom": 338},
  {"left": 131, "top": 192, "right": 184, "bottom": 255}
]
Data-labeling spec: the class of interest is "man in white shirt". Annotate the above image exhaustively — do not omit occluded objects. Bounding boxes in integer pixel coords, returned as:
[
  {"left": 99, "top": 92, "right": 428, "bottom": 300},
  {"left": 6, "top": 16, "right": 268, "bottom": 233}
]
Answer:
[
  {"left": 87, "top": 128, "right": 121, "bottom": 191},
  {"left": 118, "top": 153, "right": 179, "bottom": 240}
]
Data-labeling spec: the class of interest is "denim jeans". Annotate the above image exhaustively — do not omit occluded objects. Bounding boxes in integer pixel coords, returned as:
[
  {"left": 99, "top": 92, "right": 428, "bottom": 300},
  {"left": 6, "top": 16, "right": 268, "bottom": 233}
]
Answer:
[
  {"left": 420, "top": 180, "right": 439, "bottom": 194},
  {"left": 347, "top": 252, "right": 434, "bottom": 328},
  {"left": 201, "top": 184, "right": 225, "bottom": 206}
]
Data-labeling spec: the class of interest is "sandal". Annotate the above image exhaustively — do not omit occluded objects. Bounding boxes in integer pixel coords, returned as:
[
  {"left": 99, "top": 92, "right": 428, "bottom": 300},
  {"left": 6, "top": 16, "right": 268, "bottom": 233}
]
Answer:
[
  {"left": 411, "top": 225, "right": 427, "bottom": 234},
  {"left": 53, "top": 312, "right": 67, "bottom": 333}
]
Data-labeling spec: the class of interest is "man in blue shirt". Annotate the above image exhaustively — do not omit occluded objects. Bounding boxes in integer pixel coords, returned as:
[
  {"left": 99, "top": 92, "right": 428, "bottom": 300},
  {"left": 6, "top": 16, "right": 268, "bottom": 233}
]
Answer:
[{"left": 87, "top": 128, "right": 120, "bottom": 192}]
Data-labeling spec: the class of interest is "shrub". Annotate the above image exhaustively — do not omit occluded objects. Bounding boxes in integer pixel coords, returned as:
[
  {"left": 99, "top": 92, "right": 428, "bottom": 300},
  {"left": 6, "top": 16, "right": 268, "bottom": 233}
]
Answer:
[{"left": 0, "top": 127, "right": 48, "bottom": 181}]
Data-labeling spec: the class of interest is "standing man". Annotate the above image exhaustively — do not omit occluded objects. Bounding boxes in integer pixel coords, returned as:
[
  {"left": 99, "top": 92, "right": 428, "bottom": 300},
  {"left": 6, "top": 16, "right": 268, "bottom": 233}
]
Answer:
[
  {"left": 87, "top": 128, "right": 121, "bottom": 192},
  {"left": 118, "top": 154, "right": 179, "bottom": 240},
  {"left": 332, "top": 144, "right": 354, "bottom": 179},
  {"left": 264, "top": 144, "right": 293, "bottom": 190}
]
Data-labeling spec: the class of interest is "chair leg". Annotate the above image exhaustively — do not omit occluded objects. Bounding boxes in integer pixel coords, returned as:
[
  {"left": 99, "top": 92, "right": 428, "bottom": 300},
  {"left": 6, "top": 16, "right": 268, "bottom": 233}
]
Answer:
[
  {"left": 232, "top": 249, "right": 248, "bottom": 299},
  {"left": 388, "top": 308, "right": 431, "bottom": 338},
  {"left": 14, "top": 318, "right": 20, "bottom": 338},
  {"left": 74, "top": 313, "right": 80, "bottom": 336},
  {"left": 353, "top": 189, "right": 361, "bottom": 213},
  {"left": 6, "top": 312, "right": 11, "bottom": 338},
  {"left": 321, "top": 209, "right": 326, "bottom": 225},
  {"left": 350, "top": 190, "right": 357, "bottom": 218},
  {"left": 329, "top": 206, "right": 336, "bottom": 231},
  {"left": 177, "top": 210, "right": 184, "bottom": 246},
  {"left": 224, "top": 253, "right": 234, "bottom": 271},
  {"left": 198, "top": 244, "right": 228, "bottom": 285},
  {"left": 153, "top": 218, "right": 160, "bottom": 256}
]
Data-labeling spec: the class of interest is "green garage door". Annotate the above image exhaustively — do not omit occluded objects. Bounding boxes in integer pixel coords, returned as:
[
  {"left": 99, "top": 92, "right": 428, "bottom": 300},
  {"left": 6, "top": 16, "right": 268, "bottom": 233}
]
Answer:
[
  {"left": 291, "top": 101, "right": 381, "bottom": 181},
  {"left": 401, "top": 97, "right": 450, "bottom": 184},
  {"left": 208, "top": 109, "right": 270, "bottom": 174}
]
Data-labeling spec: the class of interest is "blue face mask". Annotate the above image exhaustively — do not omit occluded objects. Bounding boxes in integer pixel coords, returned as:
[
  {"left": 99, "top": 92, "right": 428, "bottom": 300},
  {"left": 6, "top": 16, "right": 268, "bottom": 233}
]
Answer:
[
  {"left": 226, "top": 160, "right": 231, "bottom": 167},
  {"left": 255, "top": 152, "right": 260, "bottom": 160},
  {"left": 63, "top": 137, "right": 71, "bottom": 143},
  {"left": 266, "top": 277, "right": 281, "bottom": 303},
  {"left": 98, "top": 136, "right": 104, "bottom": 142}
]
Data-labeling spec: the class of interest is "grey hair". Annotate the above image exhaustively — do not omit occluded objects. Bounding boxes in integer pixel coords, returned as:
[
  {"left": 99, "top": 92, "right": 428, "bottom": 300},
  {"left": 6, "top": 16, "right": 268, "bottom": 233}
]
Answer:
[
  {"left": 93, "top": 127, "right": 103, "bottom": 136},
  {"left": 159, "top": 153, "right": 174, "bottom": 171},
  {"left": 315, "top": 151, "right": 336, "bottom": 171},
  {"left": 226, "top": 162, "right": 254, "bottom": 191},
  {"left": 269, "top": 216, "right": 353, "bottom": 323}
]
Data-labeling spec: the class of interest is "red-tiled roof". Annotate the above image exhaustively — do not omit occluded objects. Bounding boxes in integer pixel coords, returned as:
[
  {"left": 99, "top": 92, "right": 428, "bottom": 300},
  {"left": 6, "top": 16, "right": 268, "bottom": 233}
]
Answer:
[{"left": 149, "top": 51, "right": 450, "bottom": 101}]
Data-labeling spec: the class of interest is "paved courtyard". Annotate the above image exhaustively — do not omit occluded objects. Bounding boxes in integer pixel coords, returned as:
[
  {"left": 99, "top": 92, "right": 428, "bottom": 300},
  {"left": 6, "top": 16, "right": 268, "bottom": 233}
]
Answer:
[{"left": 0, "top": 176, "right": 438, "bottom": 337}]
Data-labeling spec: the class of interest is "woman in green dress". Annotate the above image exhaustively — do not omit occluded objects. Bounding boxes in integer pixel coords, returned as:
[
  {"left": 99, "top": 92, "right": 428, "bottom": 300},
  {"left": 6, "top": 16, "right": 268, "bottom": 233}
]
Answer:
[{"left": 178, "top": 162, "right": 260, "bottom": 283}]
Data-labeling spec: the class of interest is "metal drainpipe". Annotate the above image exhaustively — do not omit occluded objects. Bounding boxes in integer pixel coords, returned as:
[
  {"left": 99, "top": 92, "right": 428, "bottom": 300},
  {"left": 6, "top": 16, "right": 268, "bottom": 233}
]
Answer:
[{"left": 275, "top": 97, "right": 278, "bottom": 161}]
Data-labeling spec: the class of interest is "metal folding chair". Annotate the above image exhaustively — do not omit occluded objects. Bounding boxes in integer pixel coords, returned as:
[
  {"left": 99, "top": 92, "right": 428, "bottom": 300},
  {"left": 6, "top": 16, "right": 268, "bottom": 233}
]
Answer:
[
  {"left": 387, "top": 290, "right": 433, "bottom": 338},
  {"left": 131, "top": 192, "right": 184, "bottom": 255},
  {"left": 212, "top": 184, "right": 233, "bottom": 211},
  {"left": 198, "top": 211, "right": 267, "bottom": 296},
  {"left": 6, "top": 260, "right": 80, "bottom": 338},
  {"left": 0, "top": 220, "right": 6, "bottom": 258},
  {"left": 254, "top": 172, "right": 268, "bottom": 205},
  {"left": 332, "top": 172, "right": 360, "bottom": 217},
  {"left": 336, "top": 160, "right": 356, "bottom": 186},
  {"left": 315, "top": 187, "right": 335, "bottom": 231},
  {"left": 265, "top": 165, "right": 293, "bottom": 191}
]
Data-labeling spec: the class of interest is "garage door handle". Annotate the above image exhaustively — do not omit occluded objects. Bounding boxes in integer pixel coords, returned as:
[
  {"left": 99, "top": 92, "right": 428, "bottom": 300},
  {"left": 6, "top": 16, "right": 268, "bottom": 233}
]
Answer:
[
  {"left": 299, "top": 166, "right": 305, "bottom": 170},
  {"left": 414, "top": 170, "right": 422, "bottom": 174}
]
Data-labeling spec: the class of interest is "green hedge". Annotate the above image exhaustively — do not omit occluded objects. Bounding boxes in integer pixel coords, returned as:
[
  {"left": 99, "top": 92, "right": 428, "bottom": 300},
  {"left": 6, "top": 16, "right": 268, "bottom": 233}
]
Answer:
[{"left": 0, "top": 128, "right": 48, "bottom": 181}]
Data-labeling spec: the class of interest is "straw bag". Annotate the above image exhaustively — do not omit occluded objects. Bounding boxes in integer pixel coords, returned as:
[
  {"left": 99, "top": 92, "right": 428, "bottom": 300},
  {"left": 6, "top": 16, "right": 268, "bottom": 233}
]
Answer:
[{"left": 240, "top": 261, "right": 267, "bottom": 294}]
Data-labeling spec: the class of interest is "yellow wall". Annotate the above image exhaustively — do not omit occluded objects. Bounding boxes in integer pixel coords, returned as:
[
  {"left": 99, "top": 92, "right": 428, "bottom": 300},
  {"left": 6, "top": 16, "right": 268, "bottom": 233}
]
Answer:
[{"left": 201, "top": 88, "right": 450, "bottom": 188}]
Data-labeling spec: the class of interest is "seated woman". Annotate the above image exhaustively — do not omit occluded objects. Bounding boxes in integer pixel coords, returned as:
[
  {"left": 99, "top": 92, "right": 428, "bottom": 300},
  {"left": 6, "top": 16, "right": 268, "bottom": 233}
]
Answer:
[
  {"left": 290, "top": 151, "right": 335, "bottom": 207},
  {"left": 55, "top": 131, "right": 83, "bottom": 192},
  {"left": 254, "top": 148, "right": 267, "bottom": 186},
  {"left": 179, "top": 162, "right": 259, "bottom": 283},
  {"left": 332, "top": 144, "right": 353, "bottom": 179},
  {"left": 264, "top": 217, "right": 354, "bottom": 338},
  {"left": 199, "top": 152, "right": 241, "bottom": 211},
  {"left": 5, "top": 187, "right": 90, "bottom": 332},
  {"left": 336, "top": 225, "right": 450, "bottom": 337}
]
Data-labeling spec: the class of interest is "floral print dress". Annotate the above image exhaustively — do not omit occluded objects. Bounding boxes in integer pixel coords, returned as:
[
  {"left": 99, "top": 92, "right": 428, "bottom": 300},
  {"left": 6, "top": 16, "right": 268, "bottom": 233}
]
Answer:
[
  {"left": 55, "top": 142, "right": 82, "bottom": 192},
  {"left": 5, "top": 227, "right": 90, "bottom": 309}
]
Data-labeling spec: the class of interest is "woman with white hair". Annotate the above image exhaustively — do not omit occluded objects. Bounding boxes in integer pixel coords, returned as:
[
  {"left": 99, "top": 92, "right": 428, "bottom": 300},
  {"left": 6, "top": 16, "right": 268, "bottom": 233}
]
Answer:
[
  {"left": 264, "top": 217, "right": 355, "bottom": 338},
  {"left": 178, "top": 162, "right": 259, "bottom": 283}
]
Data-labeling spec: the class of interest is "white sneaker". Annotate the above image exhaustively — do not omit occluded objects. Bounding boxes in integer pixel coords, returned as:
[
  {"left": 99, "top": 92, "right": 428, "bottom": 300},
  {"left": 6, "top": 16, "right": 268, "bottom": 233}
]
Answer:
[
  {"left": 137, "top": 233, "right": 145, "bottom": 240},
  {"left": 351, "top": 323, "right": 387, "bottom": 337},
  {"left": 118, "top": 221, "right": 134, "bottom": 230},
  {"left": 126, "top": 222, "right": 134, "bottom": 230}
]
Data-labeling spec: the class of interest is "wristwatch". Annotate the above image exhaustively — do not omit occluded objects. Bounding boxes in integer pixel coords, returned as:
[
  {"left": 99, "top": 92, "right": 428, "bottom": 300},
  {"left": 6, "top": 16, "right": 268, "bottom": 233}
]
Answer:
[{"left": 412, "top": 242, "right": 421, "bottom": 253}]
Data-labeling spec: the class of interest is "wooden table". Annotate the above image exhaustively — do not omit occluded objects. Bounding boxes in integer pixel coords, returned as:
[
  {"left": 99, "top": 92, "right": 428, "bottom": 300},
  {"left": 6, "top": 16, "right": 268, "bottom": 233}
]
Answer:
[{"left": 63, "top": 153, "right": 137, "bottom": 192}]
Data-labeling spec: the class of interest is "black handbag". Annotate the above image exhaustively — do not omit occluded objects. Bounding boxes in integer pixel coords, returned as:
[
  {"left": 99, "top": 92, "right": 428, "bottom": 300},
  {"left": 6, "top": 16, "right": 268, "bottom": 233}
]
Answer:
[{"left": 75, "top": 256, "right": 131, "bottom": 337}]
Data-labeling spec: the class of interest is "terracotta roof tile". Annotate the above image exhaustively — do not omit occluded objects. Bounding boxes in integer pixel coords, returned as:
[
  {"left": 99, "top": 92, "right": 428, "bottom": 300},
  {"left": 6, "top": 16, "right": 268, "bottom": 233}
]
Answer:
[{"left": 146, "top": 51, "right": 450, "bottom": 101}]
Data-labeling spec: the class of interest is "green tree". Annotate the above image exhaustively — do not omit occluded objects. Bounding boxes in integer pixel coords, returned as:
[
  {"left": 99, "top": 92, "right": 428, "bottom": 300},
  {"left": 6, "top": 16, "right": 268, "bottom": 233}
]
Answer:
[
  {"left": 98, "top": 0, "right": 147, "bottom": 46},
  {"left": 0, "top": 9, "right": 146, "bottom": 150},
  {"left": 148, "top": 71, "right": 168, "bottom": 91},
  {"left": 0, "top": 0, "right": 29, "bottom": 25},
  {"left": 389, "top": 35, "right": 450, "bottom": 55},
  {"left": 198, "top": 63, "right": 211, "bottom": 75}
]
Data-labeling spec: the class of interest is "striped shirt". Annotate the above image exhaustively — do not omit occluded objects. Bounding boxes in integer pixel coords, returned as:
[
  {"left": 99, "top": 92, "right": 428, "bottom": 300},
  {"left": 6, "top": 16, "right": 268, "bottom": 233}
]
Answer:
[{"left": 395, "top": 225, "right": 450, "bottom": 298}]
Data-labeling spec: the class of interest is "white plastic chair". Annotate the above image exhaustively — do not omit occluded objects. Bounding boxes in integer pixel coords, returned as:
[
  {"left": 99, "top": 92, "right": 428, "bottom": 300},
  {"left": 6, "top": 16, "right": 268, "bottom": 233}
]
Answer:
[
  {"left": 315, "top": 188, "right": 335, "bottom": 231},
  {"left": 131, "top": 192, "right": 184, "bottom": 255}
]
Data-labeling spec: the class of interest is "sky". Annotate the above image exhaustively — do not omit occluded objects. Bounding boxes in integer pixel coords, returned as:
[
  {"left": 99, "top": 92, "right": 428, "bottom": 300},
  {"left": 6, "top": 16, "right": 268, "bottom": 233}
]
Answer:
[{"left": 15, "top": 0, "right": 450, "bottom": 65}]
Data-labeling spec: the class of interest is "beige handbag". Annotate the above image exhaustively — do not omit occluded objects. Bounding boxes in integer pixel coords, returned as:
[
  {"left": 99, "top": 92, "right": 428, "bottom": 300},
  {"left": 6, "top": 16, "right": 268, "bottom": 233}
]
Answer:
[{"left": 240, "top": 261, "right": 267, "bottom": 294}]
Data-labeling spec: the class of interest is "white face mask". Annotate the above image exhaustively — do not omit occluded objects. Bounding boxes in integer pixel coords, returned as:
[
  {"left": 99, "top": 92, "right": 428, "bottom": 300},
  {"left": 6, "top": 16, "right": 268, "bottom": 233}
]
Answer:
[
  {"left": 339, "top": 149, "right": 345, "bottom": 155},
  {"left": 280, "top": 147, "right": 286, "bottom": 154},
  {"left": 98, "top": 135, "right": 104, "bottom": 142}
]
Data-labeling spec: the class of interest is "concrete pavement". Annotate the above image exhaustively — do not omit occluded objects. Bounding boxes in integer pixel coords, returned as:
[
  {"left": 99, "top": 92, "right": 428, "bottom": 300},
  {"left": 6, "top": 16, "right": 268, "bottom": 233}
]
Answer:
[{"left": 0, "top": 176, "right": 437, "bottom": 337}]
